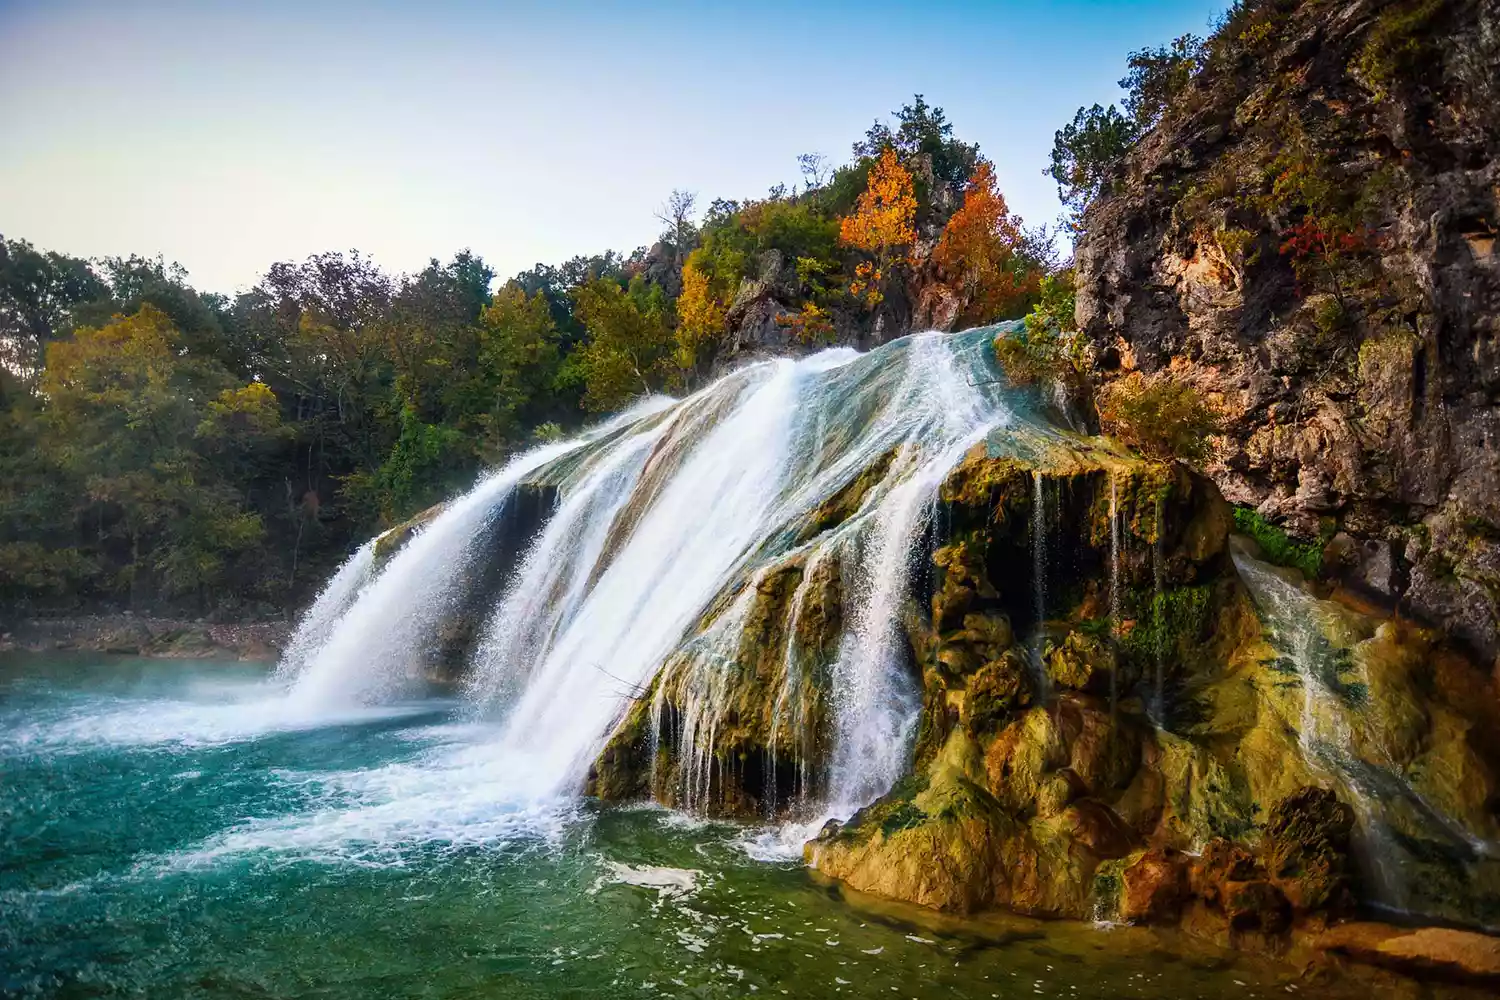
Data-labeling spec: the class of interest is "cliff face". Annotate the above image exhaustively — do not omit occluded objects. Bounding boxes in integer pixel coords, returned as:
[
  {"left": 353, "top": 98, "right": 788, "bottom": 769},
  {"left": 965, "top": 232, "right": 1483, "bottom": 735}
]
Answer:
[{"left": 1073, "top": 0, "right": 1500, "bottom": 660}]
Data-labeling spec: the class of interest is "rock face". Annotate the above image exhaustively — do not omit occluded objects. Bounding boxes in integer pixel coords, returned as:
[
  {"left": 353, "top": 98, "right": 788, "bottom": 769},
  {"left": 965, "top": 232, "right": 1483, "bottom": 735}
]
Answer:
[
  {"left": 1073, "top": 0, "right": 1500, "bottom": 660},
  {"left": 0, "top": 615, "right": 288, "bottom": 660}
]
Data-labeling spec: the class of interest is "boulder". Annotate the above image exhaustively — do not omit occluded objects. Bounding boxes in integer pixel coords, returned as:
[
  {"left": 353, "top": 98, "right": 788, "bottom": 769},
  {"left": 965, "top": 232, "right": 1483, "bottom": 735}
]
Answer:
[
  {"left": 1120, "top": 847, "right": 1189, "bottom": 924},
  {"left": 1262, "top": 786, "right": 1355, "bottom": 913}
]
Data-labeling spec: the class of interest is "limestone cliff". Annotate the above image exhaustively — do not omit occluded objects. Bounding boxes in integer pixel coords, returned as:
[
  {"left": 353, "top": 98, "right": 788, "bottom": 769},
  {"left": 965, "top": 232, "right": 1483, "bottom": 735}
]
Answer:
[{"left": 1073, "top": 0, "right": 1500, "bottom": 659}]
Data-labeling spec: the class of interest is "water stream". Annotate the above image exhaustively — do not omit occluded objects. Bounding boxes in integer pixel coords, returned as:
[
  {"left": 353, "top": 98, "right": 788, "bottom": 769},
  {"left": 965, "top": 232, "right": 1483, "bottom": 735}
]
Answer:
[{"left": 1231, "top": 547, "right": 1500, "bottom": 920}]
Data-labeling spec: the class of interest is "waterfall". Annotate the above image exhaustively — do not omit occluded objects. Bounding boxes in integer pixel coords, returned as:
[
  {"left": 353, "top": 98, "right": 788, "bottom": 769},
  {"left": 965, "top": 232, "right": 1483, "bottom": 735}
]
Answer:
[
  {"left": 279, "top": 328, "right": 1012, "bottom": 826},
  {"left": 1151, "top": 497, "right": 1166, "bottom": 723},
  {"left": 276, "top": 400, "right": 673, "bottom": 715},
  {"left": 464, "top": 415, "right": 670, "bottom": 712},
  {"left": 1031, "top": 471, "right": 1047, "bottom": 626},
  {"left": 485, "top": 358, "right": 807, "bottom": 798},
  {"left": 1227, "top": 546, "right": 1500, "bottom": 918},
  {"left": 273, "top": 539, "right": 376, "bottom": 683},
  {"left": 1232, "top": 548, "right": 1409, "bottom": 905},
  {"left": 825, "top": 448, "right": 948, "bottom": 813},
  {"left": 766, "top": 548, "right": 827, "bottom": 817},
  {"left": 280, "top": 442, "right": 579, "bottom": 714}
]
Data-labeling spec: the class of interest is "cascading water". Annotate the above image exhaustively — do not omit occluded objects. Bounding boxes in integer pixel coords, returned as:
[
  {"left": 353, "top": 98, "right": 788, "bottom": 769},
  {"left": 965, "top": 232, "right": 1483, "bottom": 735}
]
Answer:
[
  {"left": 765, "top": 550, "right": 825, "bottom": 816},
  {"left": 281, "top": 442, "right": 579, "bottom": 714},
  {"left": 1150, "top": 498, "right": 1166, "bottom": 723},
  {"left": 1028, "top": 471, "right": 1052, "bottom": 699},
  {"left": 1232, "top": 545, "right": 1500, "bottom": 919},
  {"left": 464, "top": 412, "right": 672, "bottom": 711},
  {"left": 274, "top": 329, "right": 1014, "bottom": 833},
  {"left": 273, "top": 539, "right": 376, "bottom": 682}
]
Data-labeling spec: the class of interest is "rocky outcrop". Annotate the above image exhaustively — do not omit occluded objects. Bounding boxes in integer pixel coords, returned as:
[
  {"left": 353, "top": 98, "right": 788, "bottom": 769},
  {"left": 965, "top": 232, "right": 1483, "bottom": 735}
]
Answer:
[
  {"left": 578, "top": 402, "right": 1500, "bottom": 934},
  {"left": 0, "top": 614, "right": 288, "bottom": 660},
  {"left": 1073, "top": 0, "right": 1500, "bottom": 660}
]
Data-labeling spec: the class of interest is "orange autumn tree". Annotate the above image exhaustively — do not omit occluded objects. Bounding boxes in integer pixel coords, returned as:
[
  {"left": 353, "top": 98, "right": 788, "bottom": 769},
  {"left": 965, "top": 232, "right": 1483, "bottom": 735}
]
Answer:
[
  {"left": 839, "top": 147, "right": 917, "bottom": 305},
  {"left": 934, "top": 160, "right": 1041, "bottom": 326}
]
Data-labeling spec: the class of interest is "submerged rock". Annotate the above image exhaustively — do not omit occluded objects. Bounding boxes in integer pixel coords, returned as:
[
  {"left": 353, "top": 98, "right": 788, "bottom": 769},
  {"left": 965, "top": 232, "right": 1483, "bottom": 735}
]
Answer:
[{"left": 1319, "top": 923, "right": 1500, "bottom": 989}]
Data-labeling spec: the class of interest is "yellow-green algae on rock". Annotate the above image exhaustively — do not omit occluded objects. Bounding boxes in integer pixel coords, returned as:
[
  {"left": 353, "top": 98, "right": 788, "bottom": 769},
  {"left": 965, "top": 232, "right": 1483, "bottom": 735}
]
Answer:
[
  {"left": 583, "top": 403, "right": 1500, "bottom": 941},
  {"left": 801, "top": 424, "right": 1500, "bottom": 937}
]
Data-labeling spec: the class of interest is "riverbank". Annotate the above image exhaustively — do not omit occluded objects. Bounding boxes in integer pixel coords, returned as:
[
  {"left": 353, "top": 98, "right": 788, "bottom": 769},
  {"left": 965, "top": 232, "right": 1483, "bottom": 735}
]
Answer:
[{"left": 0, "top": 614, "right": 288, "bottom": 660}]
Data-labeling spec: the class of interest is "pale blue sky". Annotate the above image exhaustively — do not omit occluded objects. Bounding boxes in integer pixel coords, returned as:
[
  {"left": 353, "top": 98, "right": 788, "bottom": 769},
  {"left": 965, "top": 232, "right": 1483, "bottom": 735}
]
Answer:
[{"left": 0, "top": 0, "right": 1222, "bottom": 293}]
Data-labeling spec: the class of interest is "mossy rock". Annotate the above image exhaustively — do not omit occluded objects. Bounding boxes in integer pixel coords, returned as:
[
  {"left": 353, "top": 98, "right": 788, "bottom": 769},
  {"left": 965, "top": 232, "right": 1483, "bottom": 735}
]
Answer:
[
  {"left": 1262, "top": 786, "right": 1355, "bottom": 913},
  {"left": 801, "top": 447, "right": 900, "bottom": 540},
  {"left": 373, "top": 501, "right": 446, "bottom": 566},
  {"left": 1045, "top": 629, "right": 1117, "bottom": 693}
]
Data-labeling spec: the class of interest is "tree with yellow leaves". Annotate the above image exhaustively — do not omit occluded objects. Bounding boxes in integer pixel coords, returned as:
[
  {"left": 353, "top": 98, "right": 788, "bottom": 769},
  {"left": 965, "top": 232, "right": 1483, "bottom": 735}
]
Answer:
[
  {"left": 839, "top": 147, "right": 917, "bottom": 306},
  {"left": 674, "top": 249, "right": 728, "bottom": 372},
  {"left": 934, "top": 160, "right": 1041, "bottom": 326},
  {"left": 41, "top": 306, "right": 276, "bottom": 602}
]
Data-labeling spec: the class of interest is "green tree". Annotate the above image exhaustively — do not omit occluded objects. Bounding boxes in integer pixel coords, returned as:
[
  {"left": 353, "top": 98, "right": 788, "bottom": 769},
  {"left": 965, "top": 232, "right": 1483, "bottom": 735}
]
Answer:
[
  {"left": 1120, "top": 34, "right": 1203, "bottom": 131},
  {"left": 1047, "top": 104, "right": 1138, "bottom": 228},
  {"left": 572, "top": 277, "right": 676, "bottom": 411},
  {"left": 0, "top": 236, "right": 105, "bottom": 394},
  {"left": 39, "top": 306, "right": 278, "bottom": 607},
  {"left": 853, "top": 94, "right": 980, "bottom": 188}
]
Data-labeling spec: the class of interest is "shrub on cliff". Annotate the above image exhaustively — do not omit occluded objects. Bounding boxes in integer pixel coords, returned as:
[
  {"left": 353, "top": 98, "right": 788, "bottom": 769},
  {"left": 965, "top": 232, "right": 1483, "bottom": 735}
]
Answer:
[
  {"left": 1097, "top": 372, "right": 1219, "bottom": 465},
  {"left": 994, "top": 273, "right": 1081, "bottom": 384}
]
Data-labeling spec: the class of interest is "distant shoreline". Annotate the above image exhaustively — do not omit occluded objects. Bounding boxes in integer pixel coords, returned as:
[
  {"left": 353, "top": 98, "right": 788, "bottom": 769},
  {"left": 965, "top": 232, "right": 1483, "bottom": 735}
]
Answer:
[{"left": 0, "top": 615, "right": 288, "bottom": 661}]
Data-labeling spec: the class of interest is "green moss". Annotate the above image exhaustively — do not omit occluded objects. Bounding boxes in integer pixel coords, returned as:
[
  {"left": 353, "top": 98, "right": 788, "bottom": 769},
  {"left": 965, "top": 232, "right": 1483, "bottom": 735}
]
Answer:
[
  {"left": 881, "top": 801, "right": 926, "bottom": 837},
  {"left": 1354, "top": 0, "right": 1443, "bottom": 98},
  {"left": 1232, "top": 507, "right": 1324, "bottom": 577},
  {"left": 1121, "top": 584, "right": 1212, "bottom": 665},
  {"left": 803, "top": 448, "right": 898, "bottom": 539}
]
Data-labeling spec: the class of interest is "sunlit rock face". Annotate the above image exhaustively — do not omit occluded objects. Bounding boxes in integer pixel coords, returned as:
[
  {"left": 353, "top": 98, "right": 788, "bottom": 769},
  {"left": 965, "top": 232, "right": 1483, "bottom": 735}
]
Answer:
[
  {"left": 278, "top": 324, "right": 1500, "bottom": 940},
  {"left": 1072, "top": 0, "right": 1500, "bottom": 660}
]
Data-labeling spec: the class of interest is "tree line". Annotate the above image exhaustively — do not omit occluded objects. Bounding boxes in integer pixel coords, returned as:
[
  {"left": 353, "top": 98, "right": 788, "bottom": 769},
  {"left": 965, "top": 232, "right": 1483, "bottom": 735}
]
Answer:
[{"left": 1, "top": 97, "right": 1058, "bottom": 619}]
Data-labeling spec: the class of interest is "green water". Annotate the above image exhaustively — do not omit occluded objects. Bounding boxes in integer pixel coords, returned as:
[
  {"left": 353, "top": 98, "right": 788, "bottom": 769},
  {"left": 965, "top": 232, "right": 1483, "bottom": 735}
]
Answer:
[{"left": 0, "top": 655, "right": 1405, "bottom": 999}]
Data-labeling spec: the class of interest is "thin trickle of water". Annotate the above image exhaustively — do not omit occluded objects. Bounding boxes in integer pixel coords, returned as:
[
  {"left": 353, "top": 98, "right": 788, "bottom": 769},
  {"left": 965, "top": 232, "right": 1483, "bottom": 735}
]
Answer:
[
  {"left": 766, "top": 550, "right": 826, "bottom": 819},
  {"left": 655, "top": 588, "right": 757, "bottom": 812},
  {"left": 1029, "top": 471, "right": 1052, "bottom": 701},
  {"left": 1231, "top": 548, "right": 1408, "bottom": 909},
  {"left": 1108, "top": 475, "right": 1122, "bottom": 718},
  {"left": 1151, "top": 496, "right": 1166, "bottom": 724},
  {"left": 1032, "top": 472, "right": 1048, "bottom": 624}
]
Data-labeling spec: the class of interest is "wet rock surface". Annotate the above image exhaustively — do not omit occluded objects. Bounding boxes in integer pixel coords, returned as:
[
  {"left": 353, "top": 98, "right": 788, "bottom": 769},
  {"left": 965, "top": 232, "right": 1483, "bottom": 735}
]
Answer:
[{"left": 1319, "top": 922, "right": 1500, "bottom": 988}]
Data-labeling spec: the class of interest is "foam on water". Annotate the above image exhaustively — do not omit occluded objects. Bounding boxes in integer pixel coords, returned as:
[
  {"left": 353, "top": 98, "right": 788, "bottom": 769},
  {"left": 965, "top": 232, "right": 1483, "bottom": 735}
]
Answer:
[
  {"left": 0, "top": 672, "right": 438, "bottom": 754},
  {"left": 147, "top": 733, "right": 583, "bottom": 871},
  {"left": 192, "top": 330, "right": 1014, "bottom": 858}
]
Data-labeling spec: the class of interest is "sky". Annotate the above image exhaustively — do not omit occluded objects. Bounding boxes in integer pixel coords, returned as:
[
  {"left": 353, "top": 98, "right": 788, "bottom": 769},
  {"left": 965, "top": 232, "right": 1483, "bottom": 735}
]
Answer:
[{"left": 0, "top": 0, "right": 1223, "bottom": 295}]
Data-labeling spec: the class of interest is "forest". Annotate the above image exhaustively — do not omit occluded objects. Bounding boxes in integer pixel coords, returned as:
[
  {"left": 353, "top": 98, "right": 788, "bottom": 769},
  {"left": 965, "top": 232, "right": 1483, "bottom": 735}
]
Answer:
[{"left": 0, "top": 34, "right": 1211, "bottom": 619}]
